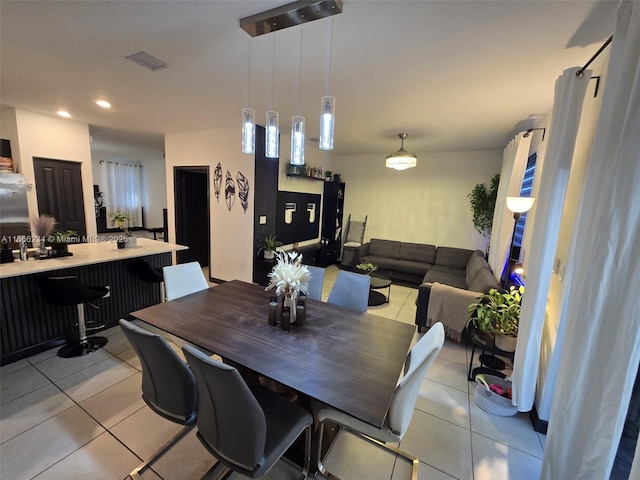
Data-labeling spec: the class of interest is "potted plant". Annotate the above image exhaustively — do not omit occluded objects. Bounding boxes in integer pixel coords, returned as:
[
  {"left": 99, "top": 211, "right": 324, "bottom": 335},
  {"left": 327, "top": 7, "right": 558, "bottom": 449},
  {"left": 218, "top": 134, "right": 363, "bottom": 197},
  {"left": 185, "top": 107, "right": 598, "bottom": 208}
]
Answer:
[
  {"left": 468, "top": 174, "right": 500, "bottom": 255},
  {"left": 355, "top": 262, "right": 377, "bottom": 275},
  {"left": 467, "top": 286, "right": 524, "bottom": 352},
  {"left": 257, "top": 234, "right": 282, "bottom": 260},
  {"left": 108, "top": 210, "right": 137, "bottom": 248},
  {"left": 46, "top": 229, "right": 79, "bottom": 256}
]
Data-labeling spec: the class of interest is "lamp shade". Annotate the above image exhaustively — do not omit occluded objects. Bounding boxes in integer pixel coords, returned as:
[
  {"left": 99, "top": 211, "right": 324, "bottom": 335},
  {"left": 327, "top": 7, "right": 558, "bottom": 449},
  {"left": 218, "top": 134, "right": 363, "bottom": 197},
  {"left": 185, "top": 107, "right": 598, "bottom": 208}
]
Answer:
[
  {"left": 265, "top": 111, "right": 279, "bottom": 158},
  {"left": 386, "top": 133, "right": 417, "bottom": 171},
  {"left": 290, "top": 116, "right": 305, "bottom": 165},
  {"left": 506, "top": 196, "right": 535, "bottom": 213},
  {"left": 242, "top": 108, "right": 256, "bottom": 154}
]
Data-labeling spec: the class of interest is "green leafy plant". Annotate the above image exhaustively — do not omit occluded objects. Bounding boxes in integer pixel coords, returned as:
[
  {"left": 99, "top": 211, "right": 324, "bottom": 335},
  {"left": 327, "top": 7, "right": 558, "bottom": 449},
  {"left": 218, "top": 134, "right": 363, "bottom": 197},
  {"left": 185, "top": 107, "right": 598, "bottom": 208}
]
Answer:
[
  {"left": 47, "top": 229, "right": 79, "bottom": 244},
  {"left": 108, "top": 210, "right": 133, "bottom": 236},
  {"left": 468, "top": 174, "right": 500, "bottom": 237},
  {"left": 257, "top": 234, "right": 282, "bottom": 255},
  {"left": 355, "top": 262, "right": 377, "bottom": 274},
  {"left": 467, "top": 286, "right": 524, "bottom": 337}
]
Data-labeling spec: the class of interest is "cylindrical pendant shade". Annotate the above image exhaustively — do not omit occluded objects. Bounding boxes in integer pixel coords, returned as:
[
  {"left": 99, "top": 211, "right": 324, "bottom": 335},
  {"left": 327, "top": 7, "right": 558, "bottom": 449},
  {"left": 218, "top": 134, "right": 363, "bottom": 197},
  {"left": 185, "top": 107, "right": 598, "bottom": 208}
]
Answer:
[
  {"left": 319, "top": 96, "right": 335, "bottom": 151},
  {"left": 266, "top": 111, "right": 279, "bottom": 158},
  {"left": 290, "top": 116, "right": 305, "bottom": 165},
  {"left": 242, "top": 108, "right": 255, "bottom": 154},
  {"left": 506, "top": 196, "right": 535, "bottom": 213}
]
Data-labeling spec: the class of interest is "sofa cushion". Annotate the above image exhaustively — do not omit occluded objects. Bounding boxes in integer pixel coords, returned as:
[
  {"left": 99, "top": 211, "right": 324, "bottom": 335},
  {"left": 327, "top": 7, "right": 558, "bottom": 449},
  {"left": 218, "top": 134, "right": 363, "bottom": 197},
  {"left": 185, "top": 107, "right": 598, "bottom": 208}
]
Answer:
[
  {"left": 369, "top": 239, "right": 401, "bottom": 258},
  {"left": 467, "top": 268, "right": 500, "bottom": 294},
  {"left": 360, "top": 255, "right": 398, "bottom": 271},
  {"left": 431, "top": 265, "right": 466, "bottom": 276},
  {"left": 434, "top": 247, "right": 474, "bottom": 268},
  {"left": 399, "top": 242, "right": 436, "bottom": 264},
  {"left": 423, "top": 270, "right": 468, "bottom": 290},
  {"left": 393, "top": 259, "right": 432, "bottom": 276},
  {"left": 466, "top": 251, "right": 488, "bottom": 285}
]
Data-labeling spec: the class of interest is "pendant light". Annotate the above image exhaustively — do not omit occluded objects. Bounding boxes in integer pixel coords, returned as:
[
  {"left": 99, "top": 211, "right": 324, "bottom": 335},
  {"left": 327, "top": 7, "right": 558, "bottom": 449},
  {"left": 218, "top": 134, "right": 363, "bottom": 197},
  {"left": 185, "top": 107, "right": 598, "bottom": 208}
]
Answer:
[
  {"left": 386, "top": 133, "right": 417, "bottom": 171},
  {"left": 290, "top": 26, "right": 305, "bottom": 165},
  {"left": 265, "top": 33, "right": 279, "bottom": 158},
  {"left": 319, "top": 17, "right": 335, "bottom": 151},
  {"left": 241, "top": 41, "right": 255, "bottom": 154}
]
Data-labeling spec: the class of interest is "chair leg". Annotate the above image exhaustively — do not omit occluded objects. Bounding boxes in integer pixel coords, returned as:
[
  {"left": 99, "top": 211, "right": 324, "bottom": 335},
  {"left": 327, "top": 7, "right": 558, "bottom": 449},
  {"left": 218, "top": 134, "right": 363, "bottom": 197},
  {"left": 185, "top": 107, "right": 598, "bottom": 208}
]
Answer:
[
  {"left": 129, "top": 424, "right": 194, "bottom": 480},
  {"left": 316, "top": 421, "right": 419, "bottom": 480},
  {"left": 299, "top": 425, "right": 312, "bottom": 480}
]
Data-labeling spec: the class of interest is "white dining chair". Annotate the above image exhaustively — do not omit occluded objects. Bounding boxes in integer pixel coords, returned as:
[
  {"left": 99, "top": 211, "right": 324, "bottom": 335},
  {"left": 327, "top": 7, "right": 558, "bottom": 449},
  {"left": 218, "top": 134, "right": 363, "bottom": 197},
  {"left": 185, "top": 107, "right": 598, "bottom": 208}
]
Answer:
[
  {"left": 313, "top": 322, "right": 445, "bottom": 480},
  {"left": 162, "top": 261, "right": 209, "bottom": 301},
  {"left": 327, "top": 270, "right": 370, "bottom": 312},
  {"left": 305, "top": 265, "right": 325, "bottom": 301}
]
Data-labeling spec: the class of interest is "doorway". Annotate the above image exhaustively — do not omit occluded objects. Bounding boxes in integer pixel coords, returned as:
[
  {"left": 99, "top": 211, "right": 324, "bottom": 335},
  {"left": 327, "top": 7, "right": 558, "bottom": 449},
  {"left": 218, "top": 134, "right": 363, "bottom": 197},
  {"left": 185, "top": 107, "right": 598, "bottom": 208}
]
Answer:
[
  {"left": 174, "top": 167, "right": 210, "bottom": 268},
  {"left": 33, "top": 157, "right": 87, "bottom": 240}
]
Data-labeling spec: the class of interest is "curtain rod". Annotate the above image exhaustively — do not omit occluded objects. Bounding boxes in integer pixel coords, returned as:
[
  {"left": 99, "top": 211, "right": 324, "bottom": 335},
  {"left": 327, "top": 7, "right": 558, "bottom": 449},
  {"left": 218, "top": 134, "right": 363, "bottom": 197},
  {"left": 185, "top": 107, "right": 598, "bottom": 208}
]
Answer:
[{"left": 576, "top": 35, "right": 613, "bottom": 77}]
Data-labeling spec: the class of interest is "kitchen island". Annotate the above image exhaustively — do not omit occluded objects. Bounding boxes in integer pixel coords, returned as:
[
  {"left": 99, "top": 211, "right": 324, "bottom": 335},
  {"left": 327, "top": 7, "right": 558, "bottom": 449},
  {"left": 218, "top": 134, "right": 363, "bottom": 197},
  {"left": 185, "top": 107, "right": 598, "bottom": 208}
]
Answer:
[{"left": 0, "top": 238, "right": 187, "bottom": 364}]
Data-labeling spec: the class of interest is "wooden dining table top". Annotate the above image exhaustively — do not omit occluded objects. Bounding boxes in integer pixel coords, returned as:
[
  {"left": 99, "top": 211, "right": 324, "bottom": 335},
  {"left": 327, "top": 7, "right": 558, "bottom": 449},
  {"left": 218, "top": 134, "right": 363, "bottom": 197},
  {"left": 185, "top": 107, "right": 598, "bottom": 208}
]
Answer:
[{"left": 131, "top": 279, "right": 416, "bottom": 428}]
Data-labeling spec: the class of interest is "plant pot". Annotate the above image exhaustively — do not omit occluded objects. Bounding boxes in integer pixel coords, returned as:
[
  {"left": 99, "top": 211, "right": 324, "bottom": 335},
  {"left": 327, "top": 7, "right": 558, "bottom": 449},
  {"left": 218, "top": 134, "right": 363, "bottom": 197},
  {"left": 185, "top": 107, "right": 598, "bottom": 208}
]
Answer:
[
  {"left": 263, "top": 250, "right": 274, "bottom": 260},
  {"left": 124, "top": 235, "right": 137, "bottom": 248},
  {"left": 495, "top": 334, "right": 517, "bottom": 352},
  {"left": 48, "top": 242, "right": 69, "bottom": 256}
]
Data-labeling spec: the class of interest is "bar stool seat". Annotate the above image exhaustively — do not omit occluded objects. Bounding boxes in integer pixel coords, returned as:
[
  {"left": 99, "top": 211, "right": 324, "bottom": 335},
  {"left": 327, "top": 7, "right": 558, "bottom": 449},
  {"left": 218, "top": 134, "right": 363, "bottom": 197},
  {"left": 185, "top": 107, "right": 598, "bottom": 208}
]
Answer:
[
  {"left": 38, "top": 276, "right": 109, "bottom": 358},
  {"left": 130, "top": 258, "right": 165, "bottom": 301}
]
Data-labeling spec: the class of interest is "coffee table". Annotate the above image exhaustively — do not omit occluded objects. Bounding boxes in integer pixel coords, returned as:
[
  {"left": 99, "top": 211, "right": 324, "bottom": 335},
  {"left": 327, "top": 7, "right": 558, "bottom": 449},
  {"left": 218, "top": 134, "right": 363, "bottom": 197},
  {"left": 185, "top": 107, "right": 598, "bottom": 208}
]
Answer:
[{"left": 369, "top": 275, "right": 392, "bottom": 306}]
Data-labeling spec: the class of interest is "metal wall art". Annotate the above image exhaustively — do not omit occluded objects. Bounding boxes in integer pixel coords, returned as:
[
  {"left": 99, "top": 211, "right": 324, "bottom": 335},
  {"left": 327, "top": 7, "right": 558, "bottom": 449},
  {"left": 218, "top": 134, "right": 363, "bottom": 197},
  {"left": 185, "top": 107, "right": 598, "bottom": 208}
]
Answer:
[
  {"left": 213, "top": 163, "right": 222, "bottom": 202},
  {"left": 225, "top": 170, "right": 236, "bottom": 211},
  {"left": 236, "top": 171, "right": 250, "bottom": 214}
]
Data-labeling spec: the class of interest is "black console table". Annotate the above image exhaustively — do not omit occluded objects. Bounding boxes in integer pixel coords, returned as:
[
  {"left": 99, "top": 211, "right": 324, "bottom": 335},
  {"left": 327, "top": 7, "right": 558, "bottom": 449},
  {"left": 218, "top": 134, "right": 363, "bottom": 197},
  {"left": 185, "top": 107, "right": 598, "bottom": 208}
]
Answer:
[{"left": 467, "top": 324, "right": 515, "bottom": 381}]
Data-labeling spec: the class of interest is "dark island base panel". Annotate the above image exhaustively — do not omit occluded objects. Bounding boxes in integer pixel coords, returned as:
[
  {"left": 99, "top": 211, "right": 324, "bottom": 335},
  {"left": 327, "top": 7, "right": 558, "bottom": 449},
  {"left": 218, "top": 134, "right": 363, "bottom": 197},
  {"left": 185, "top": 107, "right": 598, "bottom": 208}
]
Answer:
[{"left": 0, "top": 253, "right": 170, "bottom": 365}]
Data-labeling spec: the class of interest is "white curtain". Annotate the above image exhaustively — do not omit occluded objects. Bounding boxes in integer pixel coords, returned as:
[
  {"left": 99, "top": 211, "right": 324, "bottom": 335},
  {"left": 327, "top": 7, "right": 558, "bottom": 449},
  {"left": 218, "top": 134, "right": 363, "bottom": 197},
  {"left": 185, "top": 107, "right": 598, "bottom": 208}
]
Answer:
[
  {"left": 487, "top": 133, "right": 531, "bottom": 280},
  {"left": 511, "top": 67, "right": 592, "bottom": 411},
  {"left": 101, "top": 160, "right": 143, "bottom": 227},
  {"left": 541, "top": 1, "right": 640, "bottom": 478}
]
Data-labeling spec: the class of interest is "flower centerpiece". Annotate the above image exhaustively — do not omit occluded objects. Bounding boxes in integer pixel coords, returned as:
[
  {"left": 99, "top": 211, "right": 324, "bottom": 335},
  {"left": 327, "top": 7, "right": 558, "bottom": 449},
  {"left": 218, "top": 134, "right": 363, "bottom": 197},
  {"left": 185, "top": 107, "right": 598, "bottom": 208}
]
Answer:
[
  {"left": 31, "top": 214, "right": 56, "bottom": 257},
  {"left": 265, "top": 251, "right": 311, "bottom": 323},
  {"left": 355, "top": 262, "right": 377, "bottom": 275}
]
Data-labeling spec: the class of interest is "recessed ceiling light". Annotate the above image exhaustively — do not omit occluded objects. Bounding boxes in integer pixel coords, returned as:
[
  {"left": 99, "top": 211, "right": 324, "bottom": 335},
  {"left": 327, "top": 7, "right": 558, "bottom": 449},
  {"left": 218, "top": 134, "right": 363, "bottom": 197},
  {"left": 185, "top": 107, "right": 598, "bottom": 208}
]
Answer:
[
  {"left": 96, "top": 100, "right": 111, "bottom": 108},
  {"left": 57, "top": 110, "right": 71, "bottom": 118}
]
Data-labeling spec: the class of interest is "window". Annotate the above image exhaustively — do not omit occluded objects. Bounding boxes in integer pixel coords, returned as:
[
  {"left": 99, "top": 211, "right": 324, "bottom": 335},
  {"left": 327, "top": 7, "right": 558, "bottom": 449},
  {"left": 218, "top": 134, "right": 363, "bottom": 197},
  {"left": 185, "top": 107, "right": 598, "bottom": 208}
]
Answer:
[
  {"left": 513, "top": 152, "right": 537, "bottom": 247},
  {"left": 100, "top": 160, "right": 143, "bottom": 228}
]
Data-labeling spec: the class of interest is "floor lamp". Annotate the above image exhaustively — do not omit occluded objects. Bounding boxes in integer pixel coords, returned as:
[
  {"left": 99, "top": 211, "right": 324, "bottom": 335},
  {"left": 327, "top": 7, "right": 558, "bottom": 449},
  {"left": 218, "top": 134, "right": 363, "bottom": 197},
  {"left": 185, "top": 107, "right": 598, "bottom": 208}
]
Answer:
[{"left": 505, "top": 196, "right": 535, "bottom": 287}]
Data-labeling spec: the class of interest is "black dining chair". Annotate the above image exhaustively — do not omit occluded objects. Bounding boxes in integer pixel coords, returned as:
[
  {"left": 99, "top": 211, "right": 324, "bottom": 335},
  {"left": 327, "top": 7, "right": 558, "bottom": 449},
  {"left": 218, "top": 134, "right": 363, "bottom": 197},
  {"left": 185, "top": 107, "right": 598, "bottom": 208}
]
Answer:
[
  {"left": 119, "top": 319, "right": 198, "bottom": 480},
  {"left": 182, "top": 344, "right": 313, "bottom": 480},
  {"left": 129, "top": 258, "right": 165, "bottom": 302}
]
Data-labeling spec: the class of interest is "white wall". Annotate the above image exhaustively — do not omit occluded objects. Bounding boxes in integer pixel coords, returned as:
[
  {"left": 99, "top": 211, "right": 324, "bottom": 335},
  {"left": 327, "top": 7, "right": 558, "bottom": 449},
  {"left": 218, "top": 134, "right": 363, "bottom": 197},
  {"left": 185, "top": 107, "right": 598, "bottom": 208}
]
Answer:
[
  {"left": 165, "top": 126, "right": 254, "bottom": 282},
  {"left": 333, "top": 150, "right": 502, "bottom": 250},
  {"left": 1, "top": 108, "right": 96, "bottom": 240}
]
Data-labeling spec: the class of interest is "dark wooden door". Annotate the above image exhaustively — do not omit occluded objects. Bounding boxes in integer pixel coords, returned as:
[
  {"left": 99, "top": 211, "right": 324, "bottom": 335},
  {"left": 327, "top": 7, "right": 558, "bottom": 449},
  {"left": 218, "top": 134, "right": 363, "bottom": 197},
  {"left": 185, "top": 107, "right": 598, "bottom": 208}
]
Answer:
[
  {"left": 174, "top": 167, "right": 209, "bottom": 267},
  {"left": 33, "top": 157, "right": 86, "bottom": 240}
]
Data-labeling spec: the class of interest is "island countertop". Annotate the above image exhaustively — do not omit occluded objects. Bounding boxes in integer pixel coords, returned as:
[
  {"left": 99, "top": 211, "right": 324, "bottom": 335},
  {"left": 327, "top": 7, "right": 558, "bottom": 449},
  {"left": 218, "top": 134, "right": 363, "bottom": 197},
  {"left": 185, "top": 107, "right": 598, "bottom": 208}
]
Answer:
[{"left": 0, "top": 238, "right": 187, "bottom": 279}]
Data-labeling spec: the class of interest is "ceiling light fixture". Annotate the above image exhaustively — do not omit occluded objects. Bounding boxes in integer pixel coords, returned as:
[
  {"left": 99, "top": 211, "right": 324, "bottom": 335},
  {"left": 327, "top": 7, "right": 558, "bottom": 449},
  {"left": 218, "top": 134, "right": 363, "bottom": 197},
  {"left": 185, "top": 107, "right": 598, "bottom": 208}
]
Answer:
[
  {"left": 96, "top": 100, "right": 111, "bottom": 109},
  {"left": 386, "top": 133, "right": 417, "bottom": 171},
  {"left": 242, "top": 40, "right": 255, "bottom": 155},
  {"left": 265, "top": 33, "right": 279, "bottom": 159},
  {"left": 57, "top": 110, "right": 71, "bottom": 118},
  {"left": 319, "top": 17, "right": 335, "bottom": 151},
  {"left": 290, "top": 26, "right": 305, "bottom": 166}
]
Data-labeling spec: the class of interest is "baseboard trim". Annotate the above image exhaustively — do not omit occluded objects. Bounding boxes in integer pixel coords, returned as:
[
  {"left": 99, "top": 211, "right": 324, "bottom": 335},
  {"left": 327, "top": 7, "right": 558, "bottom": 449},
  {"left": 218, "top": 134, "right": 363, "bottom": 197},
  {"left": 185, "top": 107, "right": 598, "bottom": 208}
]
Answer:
[
  {"left": 210, "top": 277, "right": 226, "bottom": 284},
  {"left": 529, "top": 404, "right": 548, "bottom": 434}
]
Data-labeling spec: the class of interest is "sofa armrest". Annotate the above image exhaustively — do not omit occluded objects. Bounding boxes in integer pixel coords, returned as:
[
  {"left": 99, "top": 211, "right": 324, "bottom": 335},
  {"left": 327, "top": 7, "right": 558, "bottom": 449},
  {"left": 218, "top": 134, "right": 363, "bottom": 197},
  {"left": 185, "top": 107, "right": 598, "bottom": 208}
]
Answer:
[
  {"left": 355, "top": 242, "right": 370, "bottom": 261},
  {"left": 415, "top": 282, "right": 433, "bottom": 330}
]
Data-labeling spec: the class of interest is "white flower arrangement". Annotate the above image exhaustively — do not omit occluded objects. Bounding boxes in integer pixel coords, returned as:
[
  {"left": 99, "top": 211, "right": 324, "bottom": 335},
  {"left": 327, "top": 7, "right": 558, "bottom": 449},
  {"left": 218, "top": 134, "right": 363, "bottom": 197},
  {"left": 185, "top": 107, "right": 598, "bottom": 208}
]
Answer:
[{"left": 265, "top": 251, "right": 311, "bottom": 297}]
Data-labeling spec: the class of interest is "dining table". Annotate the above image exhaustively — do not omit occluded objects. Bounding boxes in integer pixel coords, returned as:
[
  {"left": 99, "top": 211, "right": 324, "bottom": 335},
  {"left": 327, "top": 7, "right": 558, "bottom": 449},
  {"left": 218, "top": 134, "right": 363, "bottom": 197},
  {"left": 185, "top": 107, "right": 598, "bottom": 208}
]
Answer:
[{"left": 130, "top": 279, "right": 416, "bottom": 428}]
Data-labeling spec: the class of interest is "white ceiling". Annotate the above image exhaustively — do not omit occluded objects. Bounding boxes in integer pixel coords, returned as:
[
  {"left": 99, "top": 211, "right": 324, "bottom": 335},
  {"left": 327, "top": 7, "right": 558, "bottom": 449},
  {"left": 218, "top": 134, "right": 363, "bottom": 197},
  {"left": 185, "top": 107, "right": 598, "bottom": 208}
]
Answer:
[{"left": 0, "top": 0, "right": 616, "bottom": 159}]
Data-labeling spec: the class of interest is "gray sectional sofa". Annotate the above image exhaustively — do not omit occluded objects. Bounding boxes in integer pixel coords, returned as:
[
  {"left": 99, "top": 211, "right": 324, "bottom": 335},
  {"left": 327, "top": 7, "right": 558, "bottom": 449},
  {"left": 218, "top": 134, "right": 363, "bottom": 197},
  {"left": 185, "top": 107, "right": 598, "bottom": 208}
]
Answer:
[{"left": 355, "top": 238, "right": 500, "bottom": 340}]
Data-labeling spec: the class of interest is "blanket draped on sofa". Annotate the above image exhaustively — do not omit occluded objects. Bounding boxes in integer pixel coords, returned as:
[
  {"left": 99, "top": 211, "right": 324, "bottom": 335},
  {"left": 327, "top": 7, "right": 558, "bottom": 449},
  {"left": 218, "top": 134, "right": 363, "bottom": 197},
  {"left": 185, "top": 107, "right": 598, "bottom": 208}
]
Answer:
[{"left": 426, "top": 283, "right": 481, "bottom": 342}]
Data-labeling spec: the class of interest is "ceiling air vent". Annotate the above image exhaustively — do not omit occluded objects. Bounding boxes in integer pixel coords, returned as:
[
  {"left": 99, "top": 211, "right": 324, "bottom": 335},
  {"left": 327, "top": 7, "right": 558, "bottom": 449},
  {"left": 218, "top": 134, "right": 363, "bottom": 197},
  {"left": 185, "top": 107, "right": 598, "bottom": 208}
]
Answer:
[{"left": 125, "top": 51, "right": 170, "bottom": 71}]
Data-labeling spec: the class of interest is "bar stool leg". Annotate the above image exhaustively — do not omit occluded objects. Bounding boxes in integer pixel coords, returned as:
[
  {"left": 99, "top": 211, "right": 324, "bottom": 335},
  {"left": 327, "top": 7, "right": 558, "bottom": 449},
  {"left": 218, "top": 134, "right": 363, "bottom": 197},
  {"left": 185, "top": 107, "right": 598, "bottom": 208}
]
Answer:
[{"left": 57, "top": 303, "right": 109, "bottom": 358}]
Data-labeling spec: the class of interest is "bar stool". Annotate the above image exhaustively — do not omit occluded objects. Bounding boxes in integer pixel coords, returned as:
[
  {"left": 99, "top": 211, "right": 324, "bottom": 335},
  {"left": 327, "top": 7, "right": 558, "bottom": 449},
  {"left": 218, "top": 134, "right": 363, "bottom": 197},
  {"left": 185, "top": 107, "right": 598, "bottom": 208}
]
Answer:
[
  {"left": 130, "top": 258, "right": 165, "bottom": 302},
  {"left": 38, "top": 276, "right": 109, "bottom": 358}
]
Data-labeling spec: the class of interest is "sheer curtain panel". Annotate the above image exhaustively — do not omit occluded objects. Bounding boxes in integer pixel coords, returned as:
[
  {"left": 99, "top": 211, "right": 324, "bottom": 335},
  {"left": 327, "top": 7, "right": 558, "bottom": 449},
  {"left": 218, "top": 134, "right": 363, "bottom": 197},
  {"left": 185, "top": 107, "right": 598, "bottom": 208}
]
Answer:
[
  {"left": 100, "top": 161, "right": 143, "bottom": 228},
  {"left": 541, "top": 1, "right": 640, "bottom": 477},
  {"left": 487, "top": 133, "right": 531, "bottom": 280},
  {"left": 511, "top": 66, "right": 591, "bottom": 412}
]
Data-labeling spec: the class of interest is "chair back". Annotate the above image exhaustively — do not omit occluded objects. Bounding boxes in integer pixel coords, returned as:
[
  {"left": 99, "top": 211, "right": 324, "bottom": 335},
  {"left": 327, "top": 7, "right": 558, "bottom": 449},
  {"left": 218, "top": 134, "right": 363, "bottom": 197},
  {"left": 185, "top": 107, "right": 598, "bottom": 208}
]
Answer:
[
  {"left": 327, "top": 270, "right": 371, "bottom": 312},
  {"left": 163, "top": 261, "right": 209, "bottom": 300},
  {"left": 182, "top": 344, "right": 267, "bottom": 471},
  {"left": 130, "top": 258, "right": 163, "bottom": 283},
  {"left": 388, "top": 322, "right": 444, "bottom": 437},
  {"left": 119, "top": 319, "right": 197, "bottom": 425},
  {"left": 305, "top": 265, "right": 325, "bottom": 301}
]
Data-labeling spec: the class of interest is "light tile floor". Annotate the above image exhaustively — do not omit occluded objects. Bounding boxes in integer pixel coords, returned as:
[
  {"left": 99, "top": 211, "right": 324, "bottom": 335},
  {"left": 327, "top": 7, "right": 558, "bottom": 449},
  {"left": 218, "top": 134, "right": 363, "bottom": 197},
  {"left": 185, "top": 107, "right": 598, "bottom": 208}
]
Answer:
[{"left": 0, "top": 265, "right": 544, "bottom": 480}]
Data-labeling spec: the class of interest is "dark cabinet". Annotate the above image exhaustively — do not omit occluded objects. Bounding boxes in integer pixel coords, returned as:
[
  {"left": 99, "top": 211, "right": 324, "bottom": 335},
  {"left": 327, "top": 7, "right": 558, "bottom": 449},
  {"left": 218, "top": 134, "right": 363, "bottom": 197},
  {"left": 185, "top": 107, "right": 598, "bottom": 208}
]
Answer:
[{"left": 321, "top": 181, "right": 345, "bottom": 265}]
